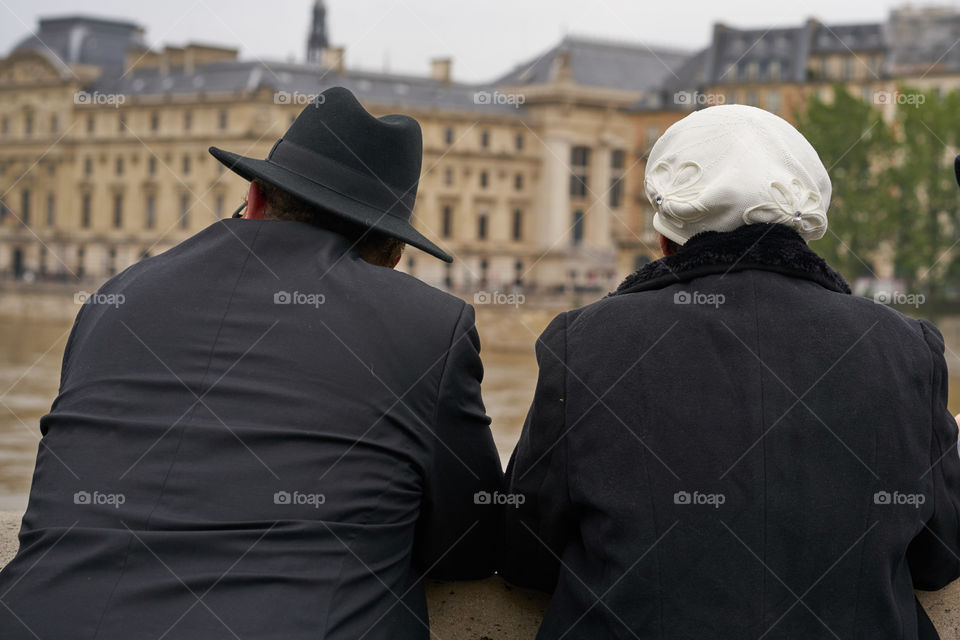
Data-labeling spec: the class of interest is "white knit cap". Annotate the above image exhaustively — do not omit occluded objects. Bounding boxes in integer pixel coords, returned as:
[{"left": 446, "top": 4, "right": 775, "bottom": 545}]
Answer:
[{"left": 646, "top": 104, "right": 831, "bottom": 245}]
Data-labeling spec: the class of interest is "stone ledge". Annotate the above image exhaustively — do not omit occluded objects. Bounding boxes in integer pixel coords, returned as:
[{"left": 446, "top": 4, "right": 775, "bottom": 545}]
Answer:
[{"left": 2, "top": 511, "right": 958, "bottom": 639}]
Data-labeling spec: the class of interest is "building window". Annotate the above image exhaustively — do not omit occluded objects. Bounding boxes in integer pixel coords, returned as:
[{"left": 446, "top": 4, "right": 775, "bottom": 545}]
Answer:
[
  {"left": 215, "top": 194, "right": 224, "bottom": 218},
  {"left": 572, "top": 210, "right": 585, "bottom": 245},
  {"left": 514, "top": 260, "right": 524, "bottom": 286},
  {"left": 23, "top": 111, "right": 33, "bottom": 136},
  {"left": 84, "top": 156, "right": 93, "bottom": 177},
  {"left": 444, "top": 127, "right": 454, "bottom": 145},
  {"left": 515, "top": 132, "right": 524, "bottom": 150},
  {"left": 148, "top": 156, "right": 157, "bottom": 176},
  {"left": 86, "top": 114, "right": 95, "bottom": 134},
  {"left": 184, "top": 110, "right": 192, "bottom": 131},
  {"left": 145, "top": 194, "right": 156, "bottom": 230},
  {"left": 81, "top": 194, "right": 91, "bottom": 228},
  {"left": 766, "top": 90, "right": 781, "bottom": 114},
  {"left": 442, "top": 205, "right": 453, "bottom": 238},
  {"left": 480, "top": 171, "right": 488, "bottom": 189},
  {"left": 570, "top": 146, "right": 590, "bottom": 198},
  {"left": 46, "top": 193, "right": 54, "bottom": 227},
  {"left": 843, "top": 57, "right": 854, "bottom": 79},
  {"left": 179, "top": 194, "right": 190, "bottom": 229},
  {"left": 50, "top": 114, "right": 59, "bottom": 134},
  {"left": 113, "top": 193, "right": 123, "bottom": 228},
  {"left": 182, "top": 155, "right": 191, "bottom": 175},
  {"left": 745, "top": 91, "right": 758, "bottom": 107},
  {"left": 610, "top": 149, "right": 625, "bottom": 209},
  {"left": 769, "top": 59, "right": 782, "bottom": 80},
  {"left": 20, "top": 189, "right": 30, "bottom": 225},
  {"left": 150, "top": 112, "right": 159, "bottom": 132},
  {"left": 1, "top": 116, "right": 8, "bottom": 137},
  {"left": 477, "top": 211, "right": 488, "bottom": 240},
  {"left": 76, "top": 246, "right": 85, "bottom": 278},
  {"left": 480, "top": 130, "right": 490, "bottom": 148},
  {"left": 514, "top": 173, "right": 523, "bottom": 191},
  {"left": 444, "top": 168, "right": 453, "bottom": 186},
  {"left": 444, "top": 262, "right": 453, "bottom": 289},
  {"left": 218, "top": 109, "right": 228, "bottom": 130},
  {"left": 118, "top": 113, "right": 126, "bottom": 133},
  {"left": 116, "top": 156, "right": 124, "bottom": 176},
  {"left": 512, "top": 209, "right": 523, "bottom": 241}
]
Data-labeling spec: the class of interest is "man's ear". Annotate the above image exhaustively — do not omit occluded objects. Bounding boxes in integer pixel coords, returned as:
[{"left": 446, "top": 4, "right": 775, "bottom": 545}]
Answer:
[{"left": 246, "top": 181, "right": 267, "bottom": 220}]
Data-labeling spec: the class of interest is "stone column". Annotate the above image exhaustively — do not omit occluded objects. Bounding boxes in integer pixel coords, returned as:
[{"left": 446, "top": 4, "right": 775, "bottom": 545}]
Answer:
[{"left": 590, "top": 145, "right": 612, "bottom": 249}]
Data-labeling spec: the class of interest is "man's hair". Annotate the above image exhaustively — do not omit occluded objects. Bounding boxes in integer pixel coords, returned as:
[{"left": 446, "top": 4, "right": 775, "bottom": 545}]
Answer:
[{"left": 253, "top": 179, "right": 405, "bottom": 267}]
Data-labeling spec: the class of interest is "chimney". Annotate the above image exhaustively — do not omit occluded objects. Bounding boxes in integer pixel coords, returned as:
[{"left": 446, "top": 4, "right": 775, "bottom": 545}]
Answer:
[
  {"left": 323, "top": 46, "right": 345, "bottom": 74},
  {"left": 431, "top": 57, "right": 452, "bottom": 84}
]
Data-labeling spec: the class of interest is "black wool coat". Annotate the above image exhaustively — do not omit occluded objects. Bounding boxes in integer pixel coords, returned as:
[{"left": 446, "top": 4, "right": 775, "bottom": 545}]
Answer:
[
  {"left": 0, "top": 219, "right": 503, "bottom": 640},
  {"left": 500, "top": 223, "right": 960, "bottom": 640}
]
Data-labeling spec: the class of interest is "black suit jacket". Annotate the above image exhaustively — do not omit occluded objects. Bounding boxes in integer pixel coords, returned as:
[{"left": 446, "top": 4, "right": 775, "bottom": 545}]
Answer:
[
  {"left": 500, "top": 224, "right": 960, "bottom": 639},
  {"left": 0, "top": 220, "right": 502, "bottom": 640}
]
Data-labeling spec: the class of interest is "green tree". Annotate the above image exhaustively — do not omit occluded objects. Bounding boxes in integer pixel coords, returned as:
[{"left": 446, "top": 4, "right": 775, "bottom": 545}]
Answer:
[
  {"left": 889, "top": 88, "right": 960, "bottom": 303},
  {"left": 795, "top": 85, "right": 895, "bottom": 282}
]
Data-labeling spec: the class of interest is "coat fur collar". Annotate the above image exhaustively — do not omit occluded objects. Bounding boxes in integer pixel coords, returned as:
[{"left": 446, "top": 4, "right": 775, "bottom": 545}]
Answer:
[{"left": 610, "top": 223, "right": 851, "bottom": 297}]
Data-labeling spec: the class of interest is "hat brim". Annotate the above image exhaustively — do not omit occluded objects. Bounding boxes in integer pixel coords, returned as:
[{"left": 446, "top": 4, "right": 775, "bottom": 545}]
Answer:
[
  {"left": 955, "top": 154, "right": 960, "bottom": 189},
  {"left": 209, "top": 146, "right": 453, "bottom": 263}
]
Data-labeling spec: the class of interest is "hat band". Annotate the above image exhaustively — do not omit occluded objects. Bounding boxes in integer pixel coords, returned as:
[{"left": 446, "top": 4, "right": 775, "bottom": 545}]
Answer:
[{"left": 266, "top": 138, "right": 416, "bottom": 219}]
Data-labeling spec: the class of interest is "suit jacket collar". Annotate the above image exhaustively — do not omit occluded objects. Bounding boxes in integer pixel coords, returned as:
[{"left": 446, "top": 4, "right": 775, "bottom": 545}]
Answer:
[{"left": 610, "top": 223, "right": 851, "bottom": 297}]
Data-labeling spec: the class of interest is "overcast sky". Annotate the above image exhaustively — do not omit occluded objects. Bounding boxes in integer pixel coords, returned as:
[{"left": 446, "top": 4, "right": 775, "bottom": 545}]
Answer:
[{"left": 0, "top": 0, "right": 952, "bottom": 82}]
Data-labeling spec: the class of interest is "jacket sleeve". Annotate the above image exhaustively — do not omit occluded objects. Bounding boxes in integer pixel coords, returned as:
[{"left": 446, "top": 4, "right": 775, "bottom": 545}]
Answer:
[
  {"left": 414, "top": 303, "right": 503, "bottom": 580},
  {"left": 498, "top": 313, "right": 573, "bottom": 593},
  {"left": 908, "top": 319, "right": 960, "bottom": 590}
]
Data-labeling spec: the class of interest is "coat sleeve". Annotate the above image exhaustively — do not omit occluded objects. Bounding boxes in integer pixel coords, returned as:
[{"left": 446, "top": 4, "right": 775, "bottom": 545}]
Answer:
[
  {"left": 908, "top": 319, "right": 960, "bottom": 590},
  {"left": 414, "top": 303, "right": 503, "bottom": 580},
  {"left": 498, "top": 312, "right": 572, "bottom": 593}
]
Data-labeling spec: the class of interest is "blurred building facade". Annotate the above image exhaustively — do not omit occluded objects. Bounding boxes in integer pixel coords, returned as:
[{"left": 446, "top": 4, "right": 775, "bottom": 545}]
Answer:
[{"left": 2, "top": 4, "right": 960, "bottom": 291}]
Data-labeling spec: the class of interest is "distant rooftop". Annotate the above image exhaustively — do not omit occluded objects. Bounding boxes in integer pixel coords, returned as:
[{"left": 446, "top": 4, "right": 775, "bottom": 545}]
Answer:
[
  {"left": 495, "top": 35, "right": 691, "bottom": 92},
  {"left": 12, "top": 15, "right": 146, "bottom": 72}
]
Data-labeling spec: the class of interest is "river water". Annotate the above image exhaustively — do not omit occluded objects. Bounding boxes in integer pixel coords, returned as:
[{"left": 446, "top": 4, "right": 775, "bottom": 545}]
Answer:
[{"left": 2, "top": 309, "right": 960, "bottom": 512}]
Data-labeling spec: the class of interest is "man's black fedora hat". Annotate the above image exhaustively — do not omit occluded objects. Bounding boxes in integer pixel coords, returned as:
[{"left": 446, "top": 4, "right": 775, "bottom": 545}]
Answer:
[{"left": 209, "top": 86, "right": 451, "bottom": 262}]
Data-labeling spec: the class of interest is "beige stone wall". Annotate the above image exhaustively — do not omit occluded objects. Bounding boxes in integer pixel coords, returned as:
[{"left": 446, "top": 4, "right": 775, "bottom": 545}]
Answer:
[{"left": 0, "top": 50, "right": 639, "bottom": 294}]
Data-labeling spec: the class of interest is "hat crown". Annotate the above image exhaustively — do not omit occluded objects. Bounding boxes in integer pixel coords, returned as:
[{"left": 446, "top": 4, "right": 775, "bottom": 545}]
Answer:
[{"left": 278, "top": 87, "right": 422, "bottom": 194}]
